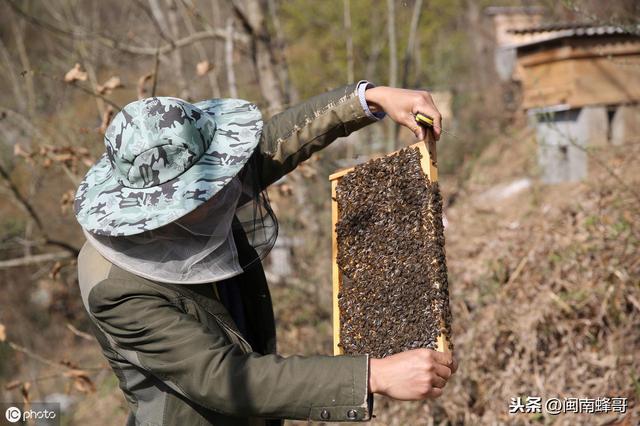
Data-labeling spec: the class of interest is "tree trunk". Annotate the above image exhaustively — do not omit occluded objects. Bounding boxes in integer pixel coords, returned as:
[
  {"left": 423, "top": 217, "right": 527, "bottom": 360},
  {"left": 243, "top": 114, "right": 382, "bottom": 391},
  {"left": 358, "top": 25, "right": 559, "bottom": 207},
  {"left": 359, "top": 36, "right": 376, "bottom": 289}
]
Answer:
[
  {"left": 401, "top": 0, "right": 423, "bottom": 88},
  {"left": 225, "top": 18, "right": 238, "bottom": 98},
  {"left": 231, "top": 0, "right": 286, "bottom": 116},
  {"left": 343, "top": 0, "right": 359, "bottom": 160},
  {"left": 267, "top": 0, "right": 299, "bottom": 105},
  {"left": 395, "top": 0, "right": 423, "bottom": 141},
  {"left": 343, "top": 0, "right": 354, "bottom": 84},
  {"left": 386, "top": 0, "right": 397, "bottom": 151},
  {"left": 176, "top": 0, "right": 222, "bottom": 98},
  {"left": 148, "top": 0, "right": 189, "bottom": 99}
]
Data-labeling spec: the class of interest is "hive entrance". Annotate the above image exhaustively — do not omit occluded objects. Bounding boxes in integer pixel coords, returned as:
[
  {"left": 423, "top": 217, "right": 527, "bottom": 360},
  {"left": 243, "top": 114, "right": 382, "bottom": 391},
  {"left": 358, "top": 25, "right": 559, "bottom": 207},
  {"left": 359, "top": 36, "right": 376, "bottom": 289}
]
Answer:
[{"left": 330, "top": 140, "right": 452, "bottom": 357}]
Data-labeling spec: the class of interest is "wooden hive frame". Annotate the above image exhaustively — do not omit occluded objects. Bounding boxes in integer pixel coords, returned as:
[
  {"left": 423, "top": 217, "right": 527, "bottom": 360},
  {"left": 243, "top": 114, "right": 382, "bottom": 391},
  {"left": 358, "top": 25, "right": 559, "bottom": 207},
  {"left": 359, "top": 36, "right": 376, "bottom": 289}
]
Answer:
[{"left": 329, "top": 134, "right": 451, "bottom": 356}]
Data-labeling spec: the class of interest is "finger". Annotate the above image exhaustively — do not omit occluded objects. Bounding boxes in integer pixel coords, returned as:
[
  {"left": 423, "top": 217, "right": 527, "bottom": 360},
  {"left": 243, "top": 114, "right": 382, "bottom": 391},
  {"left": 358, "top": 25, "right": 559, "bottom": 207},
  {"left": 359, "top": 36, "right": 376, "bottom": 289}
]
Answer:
[
  {"left": 413, "top": 110, "right": 441, "bottom": 141},
  {"left": 416, "top": 125, "right": 425, "bottom": 141},
  {"left": 450, "top": 357, "right": 458, "bottom": 374},
  {"left": 403, "top": 116, "right": 424, "bottom": 140},
  {"left": 430, "top": 350, "right": 452, "bottom": 366},
  {"left": 414, "top": 96, "right": 442, "bottom": 141},
  {"left": 434, "top": 363, "right": 452, "bottom": 380},
  {"left": 431, "top": 375, "right": 447, "bottom": 389},
  {"left": 428, "top": 387, "right": 443, "bottom": 399},
  {"left": 433, "top": 113, "right": 442, "bottom": 141}
]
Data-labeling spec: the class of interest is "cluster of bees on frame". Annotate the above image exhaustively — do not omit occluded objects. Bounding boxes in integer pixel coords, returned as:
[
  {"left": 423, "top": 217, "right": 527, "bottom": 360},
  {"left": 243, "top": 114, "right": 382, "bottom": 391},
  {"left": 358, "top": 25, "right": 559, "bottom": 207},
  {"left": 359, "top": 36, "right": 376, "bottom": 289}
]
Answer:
[{"left": 336, "top": 146, "right": 452, "bottom": 358}]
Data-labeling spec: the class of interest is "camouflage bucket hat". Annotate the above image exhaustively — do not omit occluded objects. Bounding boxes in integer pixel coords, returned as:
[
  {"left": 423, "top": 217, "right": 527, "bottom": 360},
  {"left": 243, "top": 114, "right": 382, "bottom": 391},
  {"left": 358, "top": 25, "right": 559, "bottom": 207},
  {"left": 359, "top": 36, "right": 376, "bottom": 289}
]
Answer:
[{"left": 74, "top": 96, "right": 262, "bottom": 236}]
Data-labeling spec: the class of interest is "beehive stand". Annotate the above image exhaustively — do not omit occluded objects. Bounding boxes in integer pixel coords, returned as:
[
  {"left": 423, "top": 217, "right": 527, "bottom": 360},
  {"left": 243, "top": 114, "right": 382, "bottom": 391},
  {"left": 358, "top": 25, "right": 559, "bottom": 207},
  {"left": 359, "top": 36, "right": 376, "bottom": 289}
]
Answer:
[{"left": 330, "top": 134, "right": 451, "bottom": 356}]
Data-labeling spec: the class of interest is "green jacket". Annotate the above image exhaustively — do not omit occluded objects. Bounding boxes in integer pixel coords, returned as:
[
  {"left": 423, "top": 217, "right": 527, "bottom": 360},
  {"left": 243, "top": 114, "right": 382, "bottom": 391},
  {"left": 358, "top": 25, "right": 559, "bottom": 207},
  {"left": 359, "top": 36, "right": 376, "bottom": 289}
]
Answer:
[{"left": 78, "top": 83, "right": 378, "bottom": 425}]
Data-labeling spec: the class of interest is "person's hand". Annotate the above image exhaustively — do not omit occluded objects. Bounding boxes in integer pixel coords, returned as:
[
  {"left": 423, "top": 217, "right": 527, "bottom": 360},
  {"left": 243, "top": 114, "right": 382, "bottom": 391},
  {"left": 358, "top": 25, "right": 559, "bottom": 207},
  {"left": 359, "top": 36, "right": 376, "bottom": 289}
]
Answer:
[
  {"left": 368, "top": 349, "right": 456, "bottom": 400},
  {"left": 365, "top": 86, "right": 442, "bottom": 141}
]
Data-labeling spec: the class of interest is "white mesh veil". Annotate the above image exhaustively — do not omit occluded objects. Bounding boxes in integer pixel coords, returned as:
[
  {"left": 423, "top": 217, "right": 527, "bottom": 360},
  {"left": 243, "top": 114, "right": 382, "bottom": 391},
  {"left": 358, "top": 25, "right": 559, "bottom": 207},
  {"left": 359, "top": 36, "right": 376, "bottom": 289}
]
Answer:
[{"left": 85, "top": 158, "right": 279, "bottom": 284}]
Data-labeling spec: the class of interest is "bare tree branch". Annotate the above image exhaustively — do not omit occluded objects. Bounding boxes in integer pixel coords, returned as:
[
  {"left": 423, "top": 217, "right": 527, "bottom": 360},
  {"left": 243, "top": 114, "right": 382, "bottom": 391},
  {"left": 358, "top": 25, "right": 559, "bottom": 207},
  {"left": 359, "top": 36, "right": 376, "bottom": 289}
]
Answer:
[
  {"left": 10, "top": 18, "right": 35, "bottom": 116},
  {"left": 151, "top": 46, "right": 161, "bottom": 97},
  {"left": 7, "top": 341, "right": 103, "bottom": 371},
  {"left": 231, "top": 0, "right": 286, "bottom": 116},
  {"left": 364, "top": 7, "right": 384, "bottom": 80},
  {"left": 394, "top": 0, "right": 424, "bottom": 143},
  {"left": 225, "top": 18, "right": 238, "bottom": 98},
  {"left": 33, "top": 70, "right": 123, "bottom": 111},
  {"left": 133, "top": 0, "right": 175, "bottom": 44},
  {"left": 0, "top": 160, "right": 79, "bottom": 256},
  {"left": 6, "top": 0, "right": 248, "bottom": 56},
  {"left": 0, "top": 161, "right": 45, "bottom": 231},
  {"left": 176, "top": 0, "right": 222, "bottom": 98},
  {"left": 401, "top": 0, "right": 423, "bottom": 88},
  {"left": 59, "top": 0, "right": 106, "bottom": 119},
  {"left": 386, "top": 0, "right": 397, "bottom": 150},
  {"left": 266, "top": 0, "right": 298, "bottom": 104},
  {"left": 148, "top": 0, "right": 189, "bottom": 98},
  {"left": 343, "top": 0, "right": 354, "bottom": 84},
  {"left": 0, "top": 252, "right": 73, "bottom": 269},
  {"left": 103, "top": 26, "right": 248, "bottom": 55},
  {"left": 6, "top": 0, "right": 83, "bottom": 38},
  {"left": 66, "top": 323, "right": 95, "bottom": 341},
  {"left": 0, "top": 39, "right": 26, "bottom": 112}
]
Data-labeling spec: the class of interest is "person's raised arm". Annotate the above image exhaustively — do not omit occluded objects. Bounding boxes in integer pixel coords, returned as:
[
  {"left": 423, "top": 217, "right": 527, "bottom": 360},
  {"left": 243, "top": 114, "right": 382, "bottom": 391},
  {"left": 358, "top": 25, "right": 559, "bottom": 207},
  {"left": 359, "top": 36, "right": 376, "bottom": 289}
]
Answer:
[
  {"left": 255, "top": 83, "right": 443, "bottom": 189},
  {"left": 255, "top": 81, "right": 377, "bottom": 188}
]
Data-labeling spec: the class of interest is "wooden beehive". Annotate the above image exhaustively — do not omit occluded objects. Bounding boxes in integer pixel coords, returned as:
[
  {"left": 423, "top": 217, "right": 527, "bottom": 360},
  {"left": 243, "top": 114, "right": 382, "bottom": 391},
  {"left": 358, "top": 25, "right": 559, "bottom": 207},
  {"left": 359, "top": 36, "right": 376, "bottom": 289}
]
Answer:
[{"left": 330, "top": 135, "right": 452, "bottom": 357}]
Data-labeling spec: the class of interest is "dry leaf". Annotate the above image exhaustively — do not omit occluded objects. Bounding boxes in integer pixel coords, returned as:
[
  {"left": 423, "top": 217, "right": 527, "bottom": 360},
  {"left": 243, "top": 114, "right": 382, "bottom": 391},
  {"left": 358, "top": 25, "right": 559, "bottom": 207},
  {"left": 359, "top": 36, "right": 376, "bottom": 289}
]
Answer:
[
  {"left": 196, "top": 60, "right": 213, "bottom": 76},
  {"left": 73, "top": 376, "right": 96, "bottom": 394},
  {"left": 5, "top": 380, "right": 21, "bottom": 390},
  {"left": 278, "top": 183, "right": 293, "bottom": 197},
  {"left": 21, "top": 382, "right": 31, "bottom": 404},
  {"left": 65, "top": 369, "right": 96, "bottom": 394},
  {"left": 137, "top": 73, "right": 153, "bottom": 99},
  {"left": 52, "top": 153, "right": 74, "bottom": 163},
  {"left": 97, "top": 105, "right": 115, "bottom": 135},
  {"left": 0, "top": 323, "right": 5, "bottom": 342},
  {"left": 60, "top": 189, "right": 75, "bottom": 214},
  {"left": 60, "top": 359, "right": 80, "bottom": 370},
  {"left": 96, "top": 76, "right": 123, "bottom": 95},
  {"left": 64, "top": 63, "right": 88, "bottom": 83},
  {"left": 49, "top": 261, "right": 64, "bottom": 280},
  {"left": 13, "top": 144, "right": 32, "bottom": 159}
]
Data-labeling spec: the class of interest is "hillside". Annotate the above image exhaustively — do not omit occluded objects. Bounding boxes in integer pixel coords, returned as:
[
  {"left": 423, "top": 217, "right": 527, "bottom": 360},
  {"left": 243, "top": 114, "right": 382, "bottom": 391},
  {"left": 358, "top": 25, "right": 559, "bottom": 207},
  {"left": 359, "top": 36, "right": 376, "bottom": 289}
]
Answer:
[{"left": 367, "top": 126, "right": 640, "bottom": 425}]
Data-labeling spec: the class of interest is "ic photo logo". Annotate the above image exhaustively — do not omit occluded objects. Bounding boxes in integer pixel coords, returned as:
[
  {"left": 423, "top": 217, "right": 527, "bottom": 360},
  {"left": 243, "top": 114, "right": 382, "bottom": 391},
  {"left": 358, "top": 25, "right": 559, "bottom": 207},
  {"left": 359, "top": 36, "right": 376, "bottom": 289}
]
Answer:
[
  {"left": 3, "top": 404, "right": 59, "bottom": 424},
  {"left": 5, "top": 406, "right": 21, "bottom": 423}
]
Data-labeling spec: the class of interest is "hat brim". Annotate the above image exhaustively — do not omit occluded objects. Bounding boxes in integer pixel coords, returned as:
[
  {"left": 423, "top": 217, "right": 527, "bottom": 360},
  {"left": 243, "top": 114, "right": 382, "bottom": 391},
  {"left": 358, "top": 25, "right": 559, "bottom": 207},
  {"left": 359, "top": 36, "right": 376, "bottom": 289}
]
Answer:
[{"left": 74, "top": 98, "right": 262, "bottom": 236}]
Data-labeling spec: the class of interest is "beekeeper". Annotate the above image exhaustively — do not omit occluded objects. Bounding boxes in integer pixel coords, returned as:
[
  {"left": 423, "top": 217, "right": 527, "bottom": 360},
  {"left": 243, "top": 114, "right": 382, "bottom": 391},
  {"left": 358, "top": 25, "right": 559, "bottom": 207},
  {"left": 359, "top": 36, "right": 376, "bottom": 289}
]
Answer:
[{"left": 74, "top": 81, "right": 457, "bottom": 425}]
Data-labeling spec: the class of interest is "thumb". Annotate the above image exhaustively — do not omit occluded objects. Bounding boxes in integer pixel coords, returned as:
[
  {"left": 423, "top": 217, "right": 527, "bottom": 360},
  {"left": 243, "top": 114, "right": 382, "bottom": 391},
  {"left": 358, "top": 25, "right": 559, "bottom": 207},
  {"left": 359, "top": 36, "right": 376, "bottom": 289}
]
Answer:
[{"left": 431, "top": 350, "right": 453, "bottom": 366}]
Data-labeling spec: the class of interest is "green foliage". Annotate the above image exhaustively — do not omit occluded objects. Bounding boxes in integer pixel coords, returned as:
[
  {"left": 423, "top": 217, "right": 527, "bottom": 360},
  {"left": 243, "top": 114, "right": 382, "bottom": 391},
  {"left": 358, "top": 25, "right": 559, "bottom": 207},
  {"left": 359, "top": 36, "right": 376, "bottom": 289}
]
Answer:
[{"left": 280, "top": 0, "right": 471, "bottom": 95}]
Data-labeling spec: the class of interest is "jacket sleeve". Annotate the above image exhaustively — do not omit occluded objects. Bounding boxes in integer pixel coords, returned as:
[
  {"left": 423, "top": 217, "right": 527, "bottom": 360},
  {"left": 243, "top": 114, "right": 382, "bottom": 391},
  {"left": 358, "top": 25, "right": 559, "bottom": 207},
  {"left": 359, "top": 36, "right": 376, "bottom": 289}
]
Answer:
[
  {"left": 255, "top": 82, "right": 378, "bottom": 188},
  {"left": 88, "top": 278, "right": 372, "bottom": 422}
]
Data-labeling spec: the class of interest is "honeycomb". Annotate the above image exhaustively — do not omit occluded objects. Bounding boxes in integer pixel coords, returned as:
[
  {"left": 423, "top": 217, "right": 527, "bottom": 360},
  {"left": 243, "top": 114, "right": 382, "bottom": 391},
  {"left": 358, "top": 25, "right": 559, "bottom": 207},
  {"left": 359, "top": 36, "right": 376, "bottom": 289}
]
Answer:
[{"left": 335, "top": 146, "right": 452, "bottom": 357}]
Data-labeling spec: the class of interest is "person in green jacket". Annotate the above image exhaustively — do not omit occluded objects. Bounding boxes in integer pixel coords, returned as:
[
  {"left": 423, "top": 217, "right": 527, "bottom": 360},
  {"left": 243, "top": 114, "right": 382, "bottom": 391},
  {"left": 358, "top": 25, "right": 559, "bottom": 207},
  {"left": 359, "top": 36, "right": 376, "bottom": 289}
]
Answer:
[{"left": 74, "top": 81, "right": 457, "bottom": 425}]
